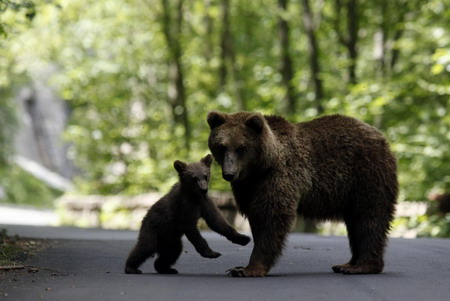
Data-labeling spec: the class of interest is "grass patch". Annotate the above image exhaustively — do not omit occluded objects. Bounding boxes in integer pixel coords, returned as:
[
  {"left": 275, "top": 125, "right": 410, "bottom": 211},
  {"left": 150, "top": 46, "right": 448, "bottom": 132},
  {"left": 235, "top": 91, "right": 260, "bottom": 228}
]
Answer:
[{"left": 0, "top": 229, "right": 46, "bottom": 268}]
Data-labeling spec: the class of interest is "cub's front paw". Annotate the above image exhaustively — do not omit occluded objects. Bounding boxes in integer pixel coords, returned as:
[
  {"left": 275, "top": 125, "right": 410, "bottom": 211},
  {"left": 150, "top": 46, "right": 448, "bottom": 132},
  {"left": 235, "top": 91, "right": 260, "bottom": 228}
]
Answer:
[
  {"left": 201, "top": 250, "right": 221, "bottom": 258},
  {"left": 230, "top": 234, "right": 251, "bottom": 246}
]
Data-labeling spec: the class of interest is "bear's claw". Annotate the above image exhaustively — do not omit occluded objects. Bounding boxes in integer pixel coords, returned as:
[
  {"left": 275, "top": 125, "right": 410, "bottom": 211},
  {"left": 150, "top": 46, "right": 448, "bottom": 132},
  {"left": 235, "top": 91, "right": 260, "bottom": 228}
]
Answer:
[
  {"left": 226, "top": 266, "right": 246, "bottom": 277},
  {"left": 226, "top": 266, "right": 267, "bottom": 277},
  {"left": 332, "top": 263, "right": 383, "bottom": 274},
  {"left": 332, "top": 263, "right": 350, "bottom": 273}
]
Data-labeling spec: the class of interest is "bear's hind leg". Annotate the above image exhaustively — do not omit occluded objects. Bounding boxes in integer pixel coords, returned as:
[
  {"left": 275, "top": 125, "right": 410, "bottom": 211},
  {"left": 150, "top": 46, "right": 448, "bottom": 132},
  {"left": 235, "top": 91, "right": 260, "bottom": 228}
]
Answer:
[
  {"left": 334, "top": 215, "right": 389, "bottom": 274},
  {"left": 154, "top": 239, "right": 183, "bottom": 274},
  {"left": 125, "top": 240, "right": 156, "bottom": 274},
  {"left": 334, "top": 146, "right": 397, "bottom": 275},
  {"left": 332, "top": 218, "right": 359, "bottom": 273}
]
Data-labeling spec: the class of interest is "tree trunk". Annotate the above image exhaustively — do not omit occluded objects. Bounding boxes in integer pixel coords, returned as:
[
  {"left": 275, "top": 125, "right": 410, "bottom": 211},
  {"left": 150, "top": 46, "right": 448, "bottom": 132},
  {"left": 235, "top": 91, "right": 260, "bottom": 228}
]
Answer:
[
  {"left": 219, "top": 0, "right": 230, "bottom": 88},
  {"left": 24, "top": 95, "right": 56, "bottom": 172},
  {"left": 390, "top": 3, "right": 406, "bottom": 72},
  {"left": 346, "top": 0, "right": 358, "bottom": 84},
  {"left": 203, "top": 0, "right": 214, "bottom": 62},
  {"left": 301, "top": 0, "right": 324, "bottom": 114},
  {"left": 219, "top": 0, "right": 246, "bottom": 110},
  {"left": 375, "top": 0, "right": 406, "bottom": 78},
  {"left": 278, "top": 0, "right": 297, "bottom": 115},
  {"left": 334, "top": 0, "right": 359, "bottom": 85},
  {"left": 390, "top": 27, "right": 403, "bottom": 72},
  {"left": 161, "top": 0, "right": 190, "bottom": 151}
]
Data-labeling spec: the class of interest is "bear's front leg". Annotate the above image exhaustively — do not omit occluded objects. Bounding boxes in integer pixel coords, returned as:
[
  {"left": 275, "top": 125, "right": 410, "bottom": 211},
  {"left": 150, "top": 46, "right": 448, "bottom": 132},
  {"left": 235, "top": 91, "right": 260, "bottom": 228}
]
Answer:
[{"left": 227, "top": 212, "right": 295, "bottom": 277}]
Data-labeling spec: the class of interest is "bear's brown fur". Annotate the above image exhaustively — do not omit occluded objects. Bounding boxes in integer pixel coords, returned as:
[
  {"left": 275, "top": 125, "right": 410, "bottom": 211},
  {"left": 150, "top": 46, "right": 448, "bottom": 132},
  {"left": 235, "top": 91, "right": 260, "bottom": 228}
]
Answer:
[
  {"left": 207, "top": 112, "right": 398, "bottom": 277},
  {"left": 124, "top": 154, "right": 251, "bottom": 274}
]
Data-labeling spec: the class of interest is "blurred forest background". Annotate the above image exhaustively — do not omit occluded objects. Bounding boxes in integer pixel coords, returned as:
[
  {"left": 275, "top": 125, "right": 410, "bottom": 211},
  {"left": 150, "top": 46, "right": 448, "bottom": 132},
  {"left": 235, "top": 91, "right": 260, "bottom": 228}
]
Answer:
[{"left": 0, "top": 0, "right": 449, "bottom": 235}]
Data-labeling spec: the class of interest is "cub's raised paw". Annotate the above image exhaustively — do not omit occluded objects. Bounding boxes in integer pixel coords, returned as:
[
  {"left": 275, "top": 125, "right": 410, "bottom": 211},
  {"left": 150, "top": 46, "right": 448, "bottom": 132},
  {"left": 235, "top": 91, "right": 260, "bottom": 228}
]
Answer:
[
  {"left": 231, "top": 234, "right": 251, "bottom": 246},
  {"left": 201, "top": 250, "right": 221, "bottom": 258}
]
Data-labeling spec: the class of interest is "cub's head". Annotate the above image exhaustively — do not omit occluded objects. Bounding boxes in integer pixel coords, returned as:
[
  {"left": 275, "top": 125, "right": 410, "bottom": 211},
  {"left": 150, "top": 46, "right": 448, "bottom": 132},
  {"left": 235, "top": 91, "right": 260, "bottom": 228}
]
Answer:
[
  {"left": 173, "top": 154, "right": 213, "bottom": 195},
  {"left": 207, "top": 111, "right": 274, "bottom": 182}
]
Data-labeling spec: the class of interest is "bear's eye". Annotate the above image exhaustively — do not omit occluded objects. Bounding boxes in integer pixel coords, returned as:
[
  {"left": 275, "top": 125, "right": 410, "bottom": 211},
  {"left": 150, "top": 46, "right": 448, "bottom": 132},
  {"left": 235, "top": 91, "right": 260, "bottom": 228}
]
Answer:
[
  {"left": 217, "top": 144, "right": 226, "bottom": 155},
  {"left": 236, "top": 145, "right": 246, "bottom": 155}
]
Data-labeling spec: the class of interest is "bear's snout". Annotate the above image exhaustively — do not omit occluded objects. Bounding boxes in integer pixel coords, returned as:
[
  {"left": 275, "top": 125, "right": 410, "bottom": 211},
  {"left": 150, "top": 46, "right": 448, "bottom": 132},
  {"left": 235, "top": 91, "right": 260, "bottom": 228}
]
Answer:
[
  {"left": 222, "top": 172, "right": 235, "bottom": 182},
  {"left": 198, "top": 180, "right": 208, "bottom": 194},
  {"left": 223, "top": 152, "right": 238, "bottom": 182}
]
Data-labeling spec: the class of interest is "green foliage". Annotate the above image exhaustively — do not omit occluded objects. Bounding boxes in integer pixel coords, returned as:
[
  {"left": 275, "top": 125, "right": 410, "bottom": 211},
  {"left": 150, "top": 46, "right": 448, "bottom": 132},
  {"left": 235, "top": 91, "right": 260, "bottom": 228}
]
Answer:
[
  {"left": 0, "top": 90, "right": 16, "bottom": 166},
  {"left": 0, "top": 0, "right": 449, "bottom": 219},
  {"left": 394, "top": 215, "right": 450, "bottom": 238},
  {"left": 1, "top": 0, "right": 61, "bottom": 208},
  {"left": 0, "top": 164, "right": 62, "bottom": 208},
  {"left": 0, "top": 0, "right": 37, "bottom": 37}
]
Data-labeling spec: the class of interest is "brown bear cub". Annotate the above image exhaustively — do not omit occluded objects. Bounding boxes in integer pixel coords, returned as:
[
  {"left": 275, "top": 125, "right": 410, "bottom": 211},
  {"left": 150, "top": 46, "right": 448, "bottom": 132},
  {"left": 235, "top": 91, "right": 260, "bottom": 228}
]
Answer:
[
  {"left": 207, "top": 112, "right": 398, "bottom": 277},
  {"left": 124, "top": 154, "right": 250, "bottom": 275}
]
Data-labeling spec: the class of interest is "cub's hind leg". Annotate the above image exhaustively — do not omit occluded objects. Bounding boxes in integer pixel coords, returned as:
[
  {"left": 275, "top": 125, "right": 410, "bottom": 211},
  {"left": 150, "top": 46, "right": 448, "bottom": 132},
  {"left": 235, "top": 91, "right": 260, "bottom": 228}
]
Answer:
[
  {"left": 154, "top": 239, "right": 183, "bottom": 274},
  {"left": 125, "top": 234, "right": 157, "bottom": 274}
]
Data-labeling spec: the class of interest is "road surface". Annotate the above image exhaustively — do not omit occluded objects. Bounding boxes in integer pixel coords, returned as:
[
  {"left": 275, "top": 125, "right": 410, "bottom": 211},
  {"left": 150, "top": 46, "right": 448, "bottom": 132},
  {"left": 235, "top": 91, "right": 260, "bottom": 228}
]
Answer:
[{"left": 1, "top": 224, "right": 449, "bottom": 301}]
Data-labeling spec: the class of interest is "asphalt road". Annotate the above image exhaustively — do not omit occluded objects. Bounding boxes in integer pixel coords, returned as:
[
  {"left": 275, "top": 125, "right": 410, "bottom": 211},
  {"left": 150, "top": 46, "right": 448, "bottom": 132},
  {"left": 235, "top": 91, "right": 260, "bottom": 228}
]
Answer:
[{"left": 1, "top": 224, "right": 450, "bottom": 301}]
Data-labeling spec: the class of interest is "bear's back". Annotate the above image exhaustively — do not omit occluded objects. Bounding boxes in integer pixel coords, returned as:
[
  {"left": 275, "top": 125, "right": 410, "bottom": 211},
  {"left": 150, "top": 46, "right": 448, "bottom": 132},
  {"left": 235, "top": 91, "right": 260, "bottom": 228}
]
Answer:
[
  {"left": 293, "top": 114, "right": 396, "bottom": 218},
  {"left": 299, "top": 115, "right": 390, "bottom": 162},
  {"left": 296, "top": 114, "right": 392, "bottom": 168},
  {"left": 297, "top": 114, "right": 383, "bottom": 139}
]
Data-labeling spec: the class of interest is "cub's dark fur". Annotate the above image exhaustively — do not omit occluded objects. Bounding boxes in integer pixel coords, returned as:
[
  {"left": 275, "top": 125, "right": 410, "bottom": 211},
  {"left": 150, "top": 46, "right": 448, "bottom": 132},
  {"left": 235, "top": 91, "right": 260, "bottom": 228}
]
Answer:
[
  {"left": 207, "top": 112, "right": 398, "bottom": 277},
  {"left": 125, "top": 154, "right": 250, "bottom": 274}
]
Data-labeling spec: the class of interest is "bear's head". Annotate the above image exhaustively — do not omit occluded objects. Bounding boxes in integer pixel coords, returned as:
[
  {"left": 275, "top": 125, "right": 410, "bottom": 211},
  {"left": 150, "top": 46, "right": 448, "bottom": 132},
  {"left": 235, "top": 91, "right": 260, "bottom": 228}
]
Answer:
[
  {"left": 207, "top": 111, "right": 276, "bottom": 182},
  {"left": 174, "top": 154, "right": 213, "bottom": 196}
]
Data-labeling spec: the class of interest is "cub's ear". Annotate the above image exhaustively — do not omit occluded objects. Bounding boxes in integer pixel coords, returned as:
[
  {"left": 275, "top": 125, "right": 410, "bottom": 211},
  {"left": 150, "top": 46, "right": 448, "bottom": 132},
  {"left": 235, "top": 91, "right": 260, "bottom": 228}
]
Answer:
[
  {"left": 245, "top": 113, "right": 265, "bottom": 134},
  {"left": 201, "top": 154, "right": 213, "bottom": 168},
  {"left": 207, "top": 111, "right": 226, "bottom": 129},
  {"left": 174, "top": 160, "right": 187, "bottom": 173}
]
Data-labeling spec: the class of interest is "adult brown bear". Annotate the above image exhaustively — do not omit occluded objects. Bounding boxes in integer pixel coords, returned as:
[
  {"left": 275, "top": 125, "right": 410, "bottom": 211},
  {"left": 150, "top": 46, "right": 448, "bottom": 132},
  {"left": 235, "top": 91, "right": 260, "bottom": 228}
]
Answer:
[{"left": 207, "top": 112, "right": 398, "bottom": 277}]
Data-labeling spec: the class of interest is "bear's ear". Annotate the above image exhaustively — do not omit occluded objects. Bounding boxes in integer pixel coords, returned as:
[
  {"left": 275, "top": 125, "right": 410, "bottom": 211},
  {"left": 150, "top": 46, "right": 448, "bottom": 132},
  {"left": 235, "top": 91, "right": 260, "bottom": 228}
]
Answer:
[
  {"left": 201, "top": 154, "right": 213, "bottom": 168},
  {"left": 207, "top": 111, "right": 226, "bottom": 129},
  {"left": 245, "top": 113, "right": 265, "bottom": 134},
  {"left": 174, "top": 160, "right": 187, "bottom": 173}
]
